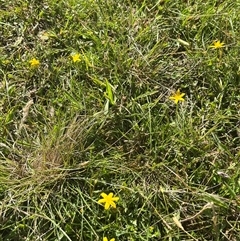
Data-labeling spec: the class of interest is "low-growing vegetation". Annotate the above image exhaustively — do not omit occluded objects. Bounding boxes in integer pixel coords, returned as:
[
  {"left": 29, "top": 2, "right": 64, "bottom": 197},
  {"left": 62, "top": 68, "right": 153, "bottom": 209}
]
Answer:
[{"left": 0, "top": 0, "right": 239, "bottom": 240}]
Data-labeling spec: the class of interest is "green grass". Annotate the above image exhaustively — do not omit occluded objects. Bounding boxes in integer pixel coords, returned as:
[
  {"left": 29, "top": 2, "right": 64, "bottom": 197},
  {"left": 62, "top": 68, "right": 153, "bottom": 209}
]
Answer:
[{"left": 0, "top": 0, "right": 240, "bottom": 240}]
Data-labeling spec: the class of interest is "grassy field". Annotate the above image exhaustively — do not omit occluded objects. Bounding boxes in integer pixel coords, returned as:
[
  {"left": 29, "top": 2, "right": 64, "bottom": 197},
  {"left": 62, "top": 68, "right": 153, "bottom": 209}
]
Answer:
[{"left": 0, "top": 0, "right": 240, "bottom": 240}]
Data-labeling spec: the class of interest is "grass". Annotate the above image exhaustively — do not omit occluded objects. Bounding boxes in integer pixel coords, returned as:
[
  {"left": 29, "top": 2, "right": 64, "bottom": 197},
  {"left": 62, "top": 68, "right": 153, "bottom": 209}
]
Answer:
[{"left": 0, "top": 0, "right": 240, "bottom": 240}]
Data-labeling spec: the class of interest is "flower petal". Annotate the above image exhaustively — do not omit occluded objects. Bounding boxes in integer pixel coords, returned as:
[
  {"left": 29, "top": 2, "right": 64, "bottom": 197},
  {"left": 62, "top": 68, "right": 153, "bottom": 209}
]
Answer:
[
  {"left": 110, "top": 201, "right": 116, "bottom": 208},
  {"left": 98, "top": 198, "right": 105, "bottom": 204},
  {"left": 180, "top": 93, "right": 185, "bottom": 98},
  {"left": 100, "top": 192, "right": 107, "bottom": 198},
  {"left": 108, "top": 192, "right": 113, "bottom": 198},
  {"left": 103, "top": 237, "right": 108, "bottom": 241},
  {"left": 104, "top": 202, "right": 110, "bottom": 210}
]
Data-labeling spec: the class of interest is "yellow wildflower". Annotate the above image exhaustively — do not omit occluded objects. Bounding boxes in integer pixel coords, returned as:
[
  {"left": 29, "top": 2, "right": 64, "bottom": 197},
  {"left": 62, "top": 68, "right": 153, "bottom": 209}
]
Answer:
[
  {"left": 98, "top": 192, "right": 119, "bottom": 210},
  {"left": 103, "top": 237, "right": 115, "bottom": 241},
  {"left": 169, "top": 89, "right": 185, "bottom": 104},
  {"left": 71, "top": 53, "right": 81, "bottom": 62},
  {"left": 209, "top": 40, "right": 224, "bottom": 49},
  {"left": 29, "top": 58, "right": 40, "bottom": 68}
]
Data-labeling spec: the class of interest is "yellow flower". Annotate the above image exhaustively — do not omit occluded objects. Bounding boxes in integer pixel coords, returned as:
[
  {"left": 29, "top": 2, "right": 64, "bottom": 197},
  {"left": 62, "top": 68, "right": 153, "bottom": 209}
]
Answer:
[
  {"left": 103, "top": 237, "right": 115, "bottom": 241},
  {"left": 29, "top": 58, "right": 40, "bottom": 67},
  {"left": 209, "top": 40, "right": 224, "bottom": 49},
  {"left": 98, "top": 192, "right": 119, "bottom": 210},
  {"left": 169, "top": 89, "right": 185, "bottom": 104},
  {"left": 71, "top": 53, "right": 81, "bottom": 62}
]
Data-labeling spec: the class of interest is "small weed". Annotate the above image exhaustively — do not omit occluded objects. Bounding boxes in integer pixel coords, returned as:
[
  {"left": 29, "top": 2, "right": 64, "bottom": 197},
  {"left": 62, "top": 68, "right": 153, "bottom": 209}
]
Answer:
[{"left": 0, "top": 0, "right": 239, "bottom": 240}]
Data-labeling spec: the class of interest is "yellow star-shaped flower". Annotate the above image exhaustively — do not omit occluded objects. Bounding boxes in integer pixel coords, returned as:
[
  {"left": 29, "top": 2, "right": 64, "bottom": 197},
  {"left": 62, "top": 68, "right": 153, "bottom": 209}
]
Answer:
[
  {"left": 71, "top": 53, "right": 81, "bottom": 62},
  {"left": 169, "top": 89, "right": 185, "bottom": 104},
  {"left": 209, "top": 40, "right": 224, "bottom": 49},
  {"left": 29, "top": 58, "right": 40, "bottom": 67},
  {"left": 103, "top": 237, "right": 115, "bottom": 241},
  {"left": 98, "top": 192, "right": 119, "bottom": 210}
]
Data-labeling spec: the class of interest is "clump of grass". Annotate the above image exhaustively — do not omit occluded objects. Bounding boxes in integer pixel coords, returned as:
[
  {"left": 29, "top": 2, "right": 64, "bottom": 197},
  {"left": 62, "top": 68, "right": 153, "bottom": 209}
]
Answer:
[{"left": 0, "top": 0, "right": 240, "bottom": 240}]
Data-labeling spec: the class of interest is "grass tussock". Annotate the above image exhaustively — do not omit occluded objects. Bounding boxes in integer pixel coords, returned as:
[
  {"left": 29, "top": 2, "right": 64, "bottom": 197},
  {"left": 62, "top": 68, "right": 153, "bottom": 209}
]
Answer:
[{"left": 0, "top": 0, "right": 240, "bottom": 240}]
